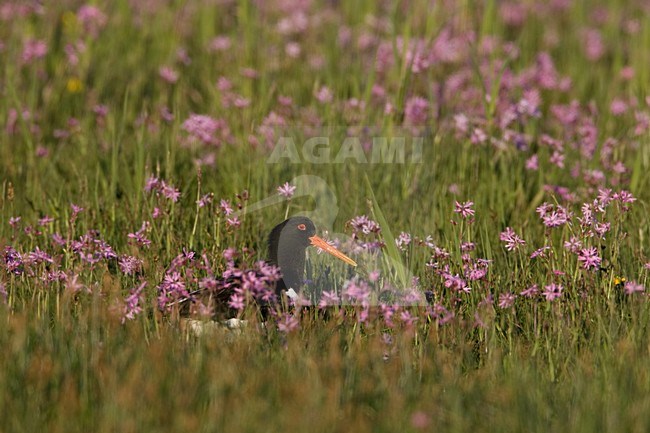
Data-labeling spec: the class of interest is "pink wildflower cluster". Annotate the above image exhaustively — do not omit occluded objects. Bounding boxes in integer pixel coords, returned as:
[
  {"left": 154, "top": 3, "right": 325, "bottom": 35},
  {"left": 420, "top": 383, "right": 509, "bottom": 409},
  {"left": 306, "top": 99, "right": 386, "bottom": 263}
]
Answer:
[
  {"left": 347, "top": 215, "right": 383, "bottom": 253},
  {"left": 144, "top": 177, "right": 181, "bottom": 202},
  {"left": 77, "top": 5, "right": 107, "bottom": 38},
  {"left": 500, "top": 227, "right": 526, "bottom": 252},
  {"left": 122, "top": 281, "right": 146, "bottom": 323},
  {"left": 181, "top": 114, "right": 232, "bottom": 147},
  {"left": 155, "top": 248, "right": 282, "bottom": 317},
  {"left": 536, "top": 202, "right": 572, "bottom": 228}
]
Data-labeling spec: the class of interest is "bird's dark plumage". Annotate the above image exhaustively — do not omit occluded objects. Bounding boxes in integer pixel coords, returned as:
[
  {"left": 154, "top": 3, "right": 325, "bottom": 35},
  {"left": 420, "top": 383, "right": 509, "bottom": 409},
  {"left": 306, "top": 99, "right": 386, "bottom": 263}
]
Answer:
[
  {"left": 267, "top": 216, "right": 317, "bottom": 293},
  {"left": 180, "top": 216, "right": 355, "bottom": 318}
]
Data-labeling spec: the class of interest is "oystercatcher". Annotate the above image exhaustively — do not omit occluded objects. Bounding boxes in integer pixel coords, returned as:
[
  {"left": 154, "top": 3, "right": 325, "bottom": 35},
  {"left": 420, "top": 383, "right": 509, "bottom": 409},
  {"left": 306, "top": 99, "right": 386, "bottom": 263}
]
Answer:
[
  {"left": 182, "top": 216, "right": 356, "bottom": 321},
  {"left": 267, "top": 216, "right": 356, "bottom": 294}
]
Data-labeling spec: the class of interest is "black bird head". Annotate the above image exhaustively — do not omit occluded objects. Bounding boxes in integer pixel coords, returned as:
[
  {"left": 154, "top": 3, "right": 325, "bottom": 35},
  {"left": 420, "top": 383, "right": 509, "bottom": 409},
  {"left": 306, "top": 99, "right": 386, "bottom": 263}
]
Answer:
[{"left": 267, "top": 216, "right": 356, "bottom": 293}]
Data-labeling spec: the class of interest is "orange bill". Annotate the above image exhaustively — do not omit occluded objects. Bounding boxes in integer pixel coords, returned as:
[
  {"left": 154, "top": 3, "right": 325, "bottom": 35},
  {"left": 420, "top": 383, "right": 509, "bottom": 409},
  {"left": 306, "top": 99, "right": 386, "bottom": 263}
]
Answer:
[{"left": 309, "top": 235, "right": 357, "bottom": 267}]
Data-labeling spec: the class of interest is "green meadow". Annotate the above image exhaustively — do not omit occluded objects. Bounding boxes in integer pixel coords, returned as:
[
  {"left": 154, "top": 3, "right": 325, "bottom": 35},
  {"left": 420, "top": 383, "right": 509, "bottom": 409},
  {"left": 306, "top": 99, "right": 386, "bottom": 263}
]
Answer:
[{"left": 1, "top": 0, "right": 649, "bottom": 431}]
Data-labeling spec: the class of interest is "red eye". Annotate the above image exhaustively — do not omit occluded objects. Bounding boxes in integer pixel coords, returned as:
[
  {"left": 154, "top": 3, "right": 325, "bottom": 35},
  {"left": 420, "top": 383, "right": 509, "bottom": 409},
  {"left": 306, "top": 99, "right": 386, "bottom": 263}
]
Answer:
[{"left": 297, "top": 224, "right": 306, "bottom": 231}]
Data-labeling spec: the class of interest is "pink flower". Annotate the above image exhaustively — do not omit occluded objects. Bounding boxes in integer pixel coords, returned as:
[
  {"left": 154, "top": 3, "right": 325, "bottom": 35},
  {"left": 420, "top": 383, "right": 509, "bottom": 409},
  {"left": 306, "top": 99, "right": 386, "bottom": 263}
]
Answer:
[
  {"left": 21, "top": 39, "right": 47, "bottom": 63},
  {"left": 216, "top": 77, "right": 232, "bottom": 91},
  {"left": 275, "top": 95, "right": 293, "bottom": 107},
  {"left": 500, "top": 227, "right": 526, "bottom": 251},
  {"left": 396, "top": 232, "right": 412, "bottom": 251},
  {"left": 220, "top": 199, "right": 234, "bottom": 216},
  {"left": 342, "top": 279, "right": 371, "bottom": 304},
  {"left": 498, "top": 292, "right": 516, "bottom": 309},
  {"left": 399, "top": 310, "right": 418, "bottom": 327},
  {"left": 564, "top": 237, "right": 582, "bottom": 253},
  {"left": 542, "top": 283, "right": 563, "bottom": 301},
  {"left": 542, "top": 208, "right": 570, "bottom": 228},
  {"left": 118, "top": 255, "right": 143, "bottom": 275},
  {"left": 577, "top": 247, "right": 601, "bottom": 270},
  {"left": 77, "top": 5, "right": 107, "bottom": 37},
  {"left": 51, "top": 233, "right": 66, "bottom": 246},
  {"left": 161, "top": 182, "right": 181, "bottom": 202},
  {"left": 619, "top": 66, "right": 634, "bottom": 81},
  {"left": 454, "top": 201, "right": 475, "bottom": 219},
  {"left": 380, "top": 304, "right": 396, "bottom": 328},
  {"left": 226, "top": 216, "right": 241, "bottom": 228},
  {"left": 197, "top": 193, "right": 213, "bottom": 208},
  {"left": 277, "top": 182, "right": 296, "bottom": 199},
  {"left": 428, "top": 303, "right": 454, "bottom": 325},
  {"left": 525, "top": 154, "right": 539, "bottom": 171},
  {"left": 145, "top": 176, "right": 161, "bottom": 192},
  {"left": 348, "top": 215, "right": 380, "bottom": 235},
  {"left": 240, "top": 67, "right": 259, "bottom": 79},
  {"left": 276, "top": 11, "right": 309, "bottom": 35},
  {"left": 465, "top": 264, "right": 487, "bottom": 281},
  {"left": 536, "top": 52, "right": 559, "bottom": 89},
  {"left": 71, "top": 203, "right": 84, "bottom": 217},
  {"left": 624, "top": 281, "right": 645, "bottom": 295},
  {"left": 277, "top": 313, "right": 300, "bottom": 333},
  {"left": 122, "top": 282, "right": 146, "bottom": 323},
  {"left": 160, "top": 106, "right": 174, "bottom": 123},
  {"left": 583, "top": 29, "right": 605, "bottom": 61},
  {"left": 500, "top": 2, "right": 527, "bottom": 26},
  {"left": 314, "top": 86, "right": 333, "bottom": 103},
  {"left": 209, "top": 36, "right": 231, "bottom": 52},
  {"left": 536, "top": 202, "right": 553, "bottom": 217},
  {"left": 597, "top": 188, "right": 613, "bottom": 206},
  {"left": 157, "top": 272, "right": 189, "bottom": 310},
  {"left": 66, "top": 273, "right": 85, "bottom": 294},
  {"left": 182, "top": 114, "right": 230, "bottom": 147},
  {"left": 471, "top": 128, "right": 488, "bottom": 144},
  {"left": 443, "top": 272, "right": 468, "bottom": 293},
  {"left": 357, "top": 307, "right": 369, "bottom": 324},
  {"left": 521, "top": 284, "right": 538, "bottom": 298},
  {"left": 549, "top": 151, "right": 565, "bottom": 168},
  {"left": 612, "top": 161, "right": 626, "bottom": 174},
  {"left": 404, "top": 96, "right": 429, "bottom": 126},
  {"left": 285, "top": 42, "right": 301, "bottom": 58},
  {"left": 223, "top": 248, "right": 238, "bottom": 262},
  {"left": 233, "top": 95, "right": 250, "bottom": 109},
  {"left": 176, "top": 48, "right": 191, "bottom": 65},
  {"left": 128, "top": 222, "right": 151, "bottom": 248},
  {"left": 39, "top": 216, "right": 54, "bottom": 226},
  {"left": 453, "top": 113, "right": 469, "bottom": 134},
  {"left": 9, "top": 217, "right": 21, "bottom": 228},
  {"left": 610, "top": 99, "right": 628, "bottom": 116},
  {"left": 530, "top": 246, "right": 550, "bottom": 259},
  {"left": 228, "top": 294, "right": 245, "bottom": 310},
  {"left": 614, "top": 190, "right": 636, "bottom": 204},
  {"left": 144, "top": 177, "right": 180, "bottom": 202},
  {"left": 593, "top": 222, "right": 610, "bottom": 238},
  {"left": 159, "top": 66, "right": 179, "bottom": 84},
  {"left": 318, "top": 291, "right": 340, "bottom": 309}
]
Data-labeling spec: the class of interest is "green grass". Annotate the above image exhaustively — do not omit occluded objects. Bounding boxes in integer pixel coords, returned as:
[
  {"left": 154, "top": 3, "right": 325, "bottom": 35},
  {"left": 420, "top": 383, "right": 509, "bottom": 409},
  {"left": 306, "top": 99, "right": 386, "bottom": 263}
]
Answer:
[{"left": 1, "top": 0, "right": 650, "bottom": 431}]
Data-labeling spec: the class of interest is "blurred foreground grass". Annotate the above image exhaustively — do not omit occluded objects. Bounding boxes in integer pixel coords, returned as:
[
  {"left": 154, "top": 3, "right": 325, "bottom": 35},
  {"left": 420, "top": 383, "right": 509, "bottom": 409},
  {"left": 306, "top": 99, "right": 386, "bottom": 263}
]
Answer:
[{"left": 0, "top": 304, "right": 648, "bottom": 432}]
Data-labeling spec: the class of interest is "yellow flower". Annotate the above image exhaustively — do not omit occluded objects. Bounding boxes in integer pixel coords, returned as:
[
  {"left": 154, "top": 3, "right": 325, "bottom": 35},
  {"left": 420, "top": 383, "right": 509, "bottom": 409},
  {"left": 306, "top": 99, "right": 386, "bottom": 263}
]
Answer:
[
  {"left": 61, "top": 11, "right": 78, "bottom": 34},
  {"left": 66, "top": 77, "right": 83, "bottom": 93},
  {"left": 614, "top": 276, "right": 627, "bottom": 286}
]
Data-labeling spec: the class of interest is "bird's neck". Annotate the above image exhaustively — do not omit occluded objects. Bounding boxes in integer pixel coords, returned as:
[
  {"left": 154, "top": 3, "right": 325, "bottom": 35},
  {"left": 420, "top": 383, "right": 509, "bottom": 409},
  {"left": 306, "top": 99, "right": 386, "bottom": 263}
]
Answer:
[
  {"left": 271, "top": 247, "right": 306, "bottom": 292},
  {"left": 281, "top": 249, "right": 306, "bottom": 290}
]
